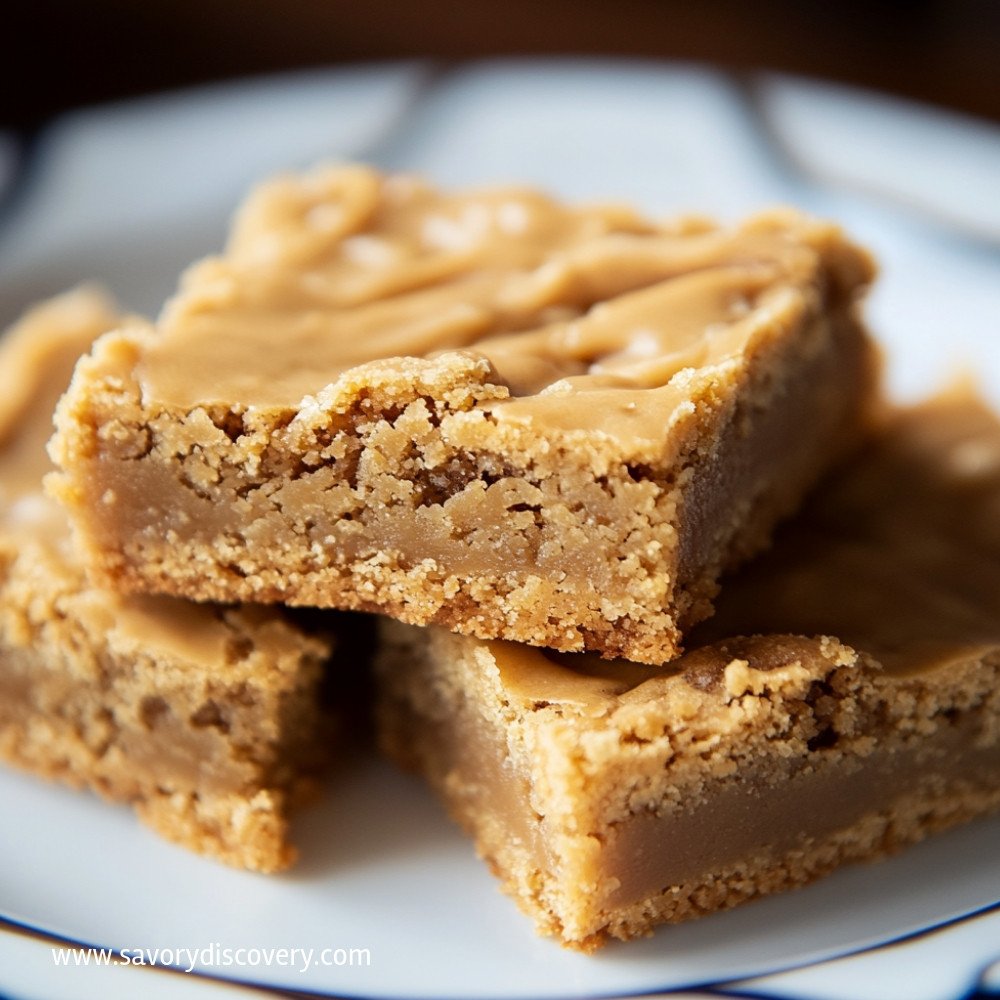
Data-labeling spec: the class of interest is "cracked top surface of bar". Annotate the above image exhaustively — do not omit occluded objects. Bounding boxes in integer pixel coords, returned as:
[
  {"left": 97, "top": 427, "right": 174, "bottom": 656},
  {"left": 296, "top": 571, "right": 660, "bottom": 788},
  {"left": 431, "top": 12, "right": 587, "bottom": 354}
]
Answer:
[{"left": 49, "top": 165, "right": 878, "bottom": 663}]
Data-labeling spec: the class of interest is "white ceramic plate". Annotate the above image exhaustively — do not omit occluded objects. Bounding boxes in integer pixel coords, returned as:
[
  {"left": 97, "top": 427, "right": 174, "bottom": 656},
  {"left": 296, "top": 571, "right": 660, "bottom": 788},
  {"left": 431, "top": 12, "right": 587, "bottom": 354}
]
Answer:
[{"left": 1, "top": 60, "right": 999, "bottom": 1000}]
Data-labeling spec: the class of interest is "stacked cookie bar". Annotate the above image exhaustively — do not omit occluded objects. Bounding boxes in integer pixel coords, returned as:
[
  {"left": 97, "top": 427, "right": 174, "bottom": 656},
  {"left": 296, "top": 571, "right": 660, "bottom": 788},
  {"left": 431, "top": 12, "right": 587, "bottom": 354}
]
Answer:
[
  {"left": 0, "top": 289, "right": 335, "bottom": 873},
  {"left": 37, "top": 165, "right": 1000, "bottom": 946}
]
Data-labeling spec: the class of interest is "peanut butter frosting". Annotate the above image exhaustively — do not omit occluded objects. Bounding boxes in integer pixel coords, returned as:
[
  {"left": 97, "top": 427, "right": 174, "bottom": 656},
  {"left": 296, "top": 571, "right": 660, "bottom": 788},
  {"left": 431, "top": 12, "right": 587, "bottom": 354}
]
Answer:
[
  {"left": 140, "top": 164, "right": 874, "bottom": 445},
  {"left": 488, "top": 390, "right": 1000, "bottom": 699}
]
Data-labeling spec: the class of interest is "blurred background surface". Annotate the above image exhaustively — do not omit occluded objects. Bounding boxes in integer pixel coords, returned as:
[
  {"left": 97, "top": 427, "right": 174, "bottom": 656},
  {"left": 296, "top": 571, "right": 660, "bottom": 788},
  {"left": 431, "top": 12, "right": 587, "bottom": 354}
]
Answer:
[{"left": 6, "top": 0, "right": 1000, "bottom": 129}]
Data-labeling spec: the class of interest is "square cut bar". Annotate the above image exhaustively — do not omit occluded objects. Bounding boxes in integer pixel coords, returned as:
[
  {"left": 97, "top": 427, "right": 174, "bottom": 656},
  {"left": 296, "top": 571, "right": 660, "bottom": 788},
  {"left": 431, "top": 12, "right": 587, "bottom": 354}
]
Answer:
[
  {"left": 50, "top": 165, "right": 879, "bottom": 664},
  {"left": 0, "top": 289, "right": 335, "bottom": 873},
  {"left": 376, "top": 392, "right": 1000, "bottom": 949}
]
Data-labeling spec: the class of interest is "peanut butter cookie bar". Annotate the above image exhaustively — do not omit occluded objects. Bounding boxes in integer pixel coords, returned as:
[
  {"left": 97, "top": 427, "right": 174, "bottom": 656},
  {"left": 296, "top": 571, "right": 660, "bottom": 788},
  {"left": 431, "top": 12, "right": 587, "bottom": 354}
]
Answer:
[
  {"left": 50, "top": 165, "right": 878, "bottom": 663},
  {"left": 1, "top": 289, "right": 333, "bottom": 873},
  {"left": 376, "top": 392, "right": 1000, "bottom": 949}
]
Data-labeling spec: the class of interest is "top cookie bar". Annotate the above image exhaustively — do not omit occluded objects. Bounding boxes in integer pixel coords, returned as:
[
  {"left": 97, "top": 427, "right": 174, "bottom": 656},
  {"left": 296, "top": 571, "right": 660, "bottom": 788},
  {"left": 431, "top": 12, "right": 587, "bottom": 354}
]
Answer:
[{"left": 49, "top": 165, "right": 878, "bottom": 663}]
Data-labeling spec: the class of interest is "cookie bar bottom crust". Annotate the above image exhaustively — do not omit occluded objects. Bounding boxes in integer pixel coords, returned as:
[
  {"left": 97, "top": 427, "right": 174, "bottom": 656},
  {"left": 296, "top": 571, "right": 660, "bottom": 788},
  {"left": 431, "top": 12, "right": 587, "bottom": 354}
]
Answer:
[{"left": 376, "top": 626, "right": 1000, "bottom": 950}]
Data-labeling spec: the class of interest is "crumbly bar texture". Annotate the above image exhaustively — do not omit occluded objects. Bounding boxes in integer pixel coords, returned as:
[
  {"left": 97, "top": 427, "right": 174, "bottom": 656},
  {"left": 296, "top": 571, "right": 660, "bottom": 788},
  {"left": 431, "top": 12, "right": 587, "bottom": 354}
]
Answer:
[
  {"left": 376, "top": 391, "right": 1000, "bottom": 950},
  {"left": 0, "top": 289, "right": 334, "bottom": 873},
  {"left": 50, "top": 165, "right": 878, "bottom": 664}
]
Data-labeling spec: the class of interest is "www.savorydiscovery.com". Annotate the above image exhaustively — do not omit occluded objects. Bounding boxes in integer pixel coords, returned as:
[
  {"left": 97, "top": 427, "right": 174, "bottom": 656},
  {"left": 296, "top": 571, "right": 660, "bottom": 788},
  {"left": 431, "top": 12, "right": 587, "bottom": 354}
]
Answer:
[{"left": 51, "top": 943, "right": 372, "bottom": 974}]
